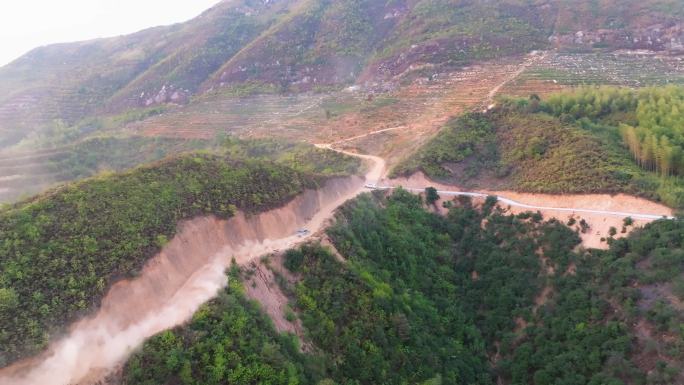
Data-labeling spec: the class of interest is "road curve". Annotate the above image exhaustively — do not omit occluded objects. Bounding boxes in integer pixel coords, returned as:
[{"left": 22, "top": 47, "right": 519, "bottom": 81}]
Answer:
[{"left": 320, "top": 142, "right": 673, "bottom": 221}]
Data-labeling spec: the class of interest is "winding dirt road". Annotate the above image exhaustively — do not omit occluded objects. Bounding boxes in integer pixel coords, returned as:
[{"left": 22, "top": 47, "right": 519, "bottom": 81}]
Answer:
[
  {"left": 0, "top": 125, "right": 673, "bottom": 385},
  {"left": 0, "top": 148, "right": 384, "bottom": 385},
  {"left": 374, "top": 186, "right": 674, "bottom": 221}
]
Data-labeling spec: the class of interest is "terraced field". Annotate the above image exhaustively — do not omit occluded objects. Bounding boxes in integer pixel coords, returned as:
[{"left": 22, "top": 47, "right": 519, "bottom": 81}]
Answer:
[
  {"left": 338, "top": 55, "right": 543, "bottom": 166},
  {"left": 0, "top": 149, "right": 65, "bottom": 202},
  {"left": 126, "top": 93, "right": 333, "bottom": 140},
  {"left": 126, "top": 54, "right": 538, "bottom": 168},
  {"left": 502, "top": 51, "right": 684, "bottom": 97},
  {"left": 0, "top": 138, "right": 210, "bottom": 203}
]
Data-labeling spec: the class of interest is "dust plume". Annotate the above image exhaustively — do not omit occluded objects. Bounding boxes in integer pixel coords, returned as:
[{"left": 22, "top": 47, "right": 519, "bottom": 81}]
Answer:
[{"left": 0, "top": 171, "right": 375, "bottom": 385}]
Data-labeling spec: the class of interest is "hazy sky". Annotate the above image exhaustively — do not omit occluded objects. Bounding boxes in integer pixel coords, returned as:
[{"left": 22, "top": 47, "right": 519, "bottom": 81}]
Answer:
[{"left": 0, "top": 0, "right": 222, "bottom": 66}]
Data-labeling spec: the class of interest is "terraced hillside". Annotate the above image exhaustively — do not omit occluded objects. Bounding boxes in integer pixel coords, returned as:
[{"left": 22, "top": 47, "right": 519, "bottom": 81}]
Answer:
[
  {"left": 502, "top": 51, "right": 684, "bottom": 98},
  {"left": 0, "top": 52, "right": 533, "bottom": 204},
  {"left": 0, "top": 135, "right": 363, "bottom": 204},
  {"left": 6, "top": 47, "right": 684, "bottom": 203},
  {"left": 1, "top": 0, "right": 683, "bottom": 148},
  {"left": 126, "top": 54, "right": 542, "bottom": 164}
]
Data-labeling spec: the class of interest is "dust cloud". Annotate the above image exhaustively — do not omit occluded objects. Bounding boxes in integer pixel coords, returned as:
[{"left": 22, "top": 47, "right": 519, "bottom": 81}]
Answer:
[{"left": 0, "top": 170, "right": 375, "bottom": 385}]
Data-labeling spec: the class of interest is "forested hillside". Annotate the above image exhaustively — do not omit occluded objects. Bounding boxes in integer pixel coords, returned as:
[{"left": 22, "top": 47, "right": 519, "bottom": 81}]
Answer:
[
  {"left": 396, "top": 86, "right": 684, "bottom": 208},
  {"left": 0, "top": 148, "right": 357, "bottom": 366},
  {"left": 124, "top": 189, "right": 684, "bottom": 384},
  {"left": 1, "top": 0, "right": 683, "bottom": 148}
]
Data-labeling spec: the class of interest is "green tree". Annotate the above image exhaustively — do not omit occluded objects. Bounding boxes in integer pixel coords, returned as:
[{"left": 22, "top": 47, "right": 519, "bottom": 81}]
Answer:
[{"left": 425, "top": 187, "right": 440, "bottom": 205}]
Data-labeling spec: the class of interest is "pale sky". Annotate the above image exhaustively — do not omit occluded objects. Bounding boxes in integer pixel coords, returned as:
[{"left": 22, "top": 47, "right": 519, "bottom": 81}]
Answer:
[{"left": 0, "top": 0, "right": 223, "bottom": 66}]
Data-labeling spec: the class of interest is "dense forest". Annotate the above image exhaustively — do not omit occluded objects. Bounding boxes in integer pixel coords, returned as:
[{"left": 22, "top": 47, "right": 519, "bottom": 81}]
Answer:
[
  {"left": 0, "top": 148, "right": 357, "bottom": 366},
  {"left": 543, "top": 86, "right": 684, "bottom": 177},
  {"left": 124, "top": 189, "right": 684, "bottom": 384}
]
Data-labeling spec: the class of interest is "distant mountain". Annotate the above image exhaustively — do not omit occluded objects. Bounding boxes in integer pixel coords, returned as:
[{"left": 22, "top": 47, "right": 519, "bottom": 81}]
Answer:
[{"left": 0, "top": 0, "right": 682, "bottom": 147}]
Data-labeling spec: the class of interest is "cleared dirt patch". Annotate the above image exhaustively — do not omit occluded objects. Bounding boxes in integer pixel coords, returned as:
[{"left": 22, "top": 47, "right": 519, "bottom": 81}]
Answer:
[{"left": 243, "top": 256, "right": 306, "bottom": 342}]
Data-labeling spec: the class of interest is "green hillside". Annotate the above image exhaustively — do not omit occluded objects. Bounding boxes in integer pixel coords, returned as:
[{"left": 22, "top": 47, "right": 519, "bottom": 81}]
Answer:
[
  {"left": 395, "top": 86, "right": 684, "bottom": 208},
  {"left": 124, "top": 189, "right": 684, "bottom": 384},
  {"left": 3, "top": 0, "right": 684, "bottom": 382},
  {"left": 0, "top": 147, "right": 357, "bottom": 365}
]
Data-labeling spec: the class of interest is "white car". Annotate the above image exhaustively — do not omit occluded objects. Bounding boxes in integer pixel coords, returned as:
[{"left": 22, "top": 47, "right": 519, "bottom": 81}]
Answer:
[{"left": 365, "top": 184, "right": 391, "bottom": 190}]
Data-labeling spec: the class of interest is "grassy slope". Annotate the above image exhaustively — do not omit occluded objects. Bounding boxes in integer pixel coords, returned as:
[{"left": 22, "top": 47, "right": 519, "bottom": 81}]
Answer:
[
  {"left": 492, "top": 110, "right": 641, "bottom": 194},
  {"left": 47, "top": 134, "right": 363, "bottom": 183},
  {"left": 124, "top": 189, "right": 684, "bottom": 384},
  {"left": 394, "top": 106, "right": 676, "bottom": 205},
  {"left": 0, "top": 148, "right": 357, "bottom": 365},
  {"left": 0, "top": 136, "right": 212, "bottom": 203}
]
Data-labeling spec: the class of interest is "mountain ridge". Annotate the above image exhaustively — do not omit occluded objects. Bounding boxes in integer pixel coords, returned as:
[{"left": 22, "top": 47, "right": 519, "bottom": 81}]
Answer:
[{"left": 1, "top": 0, "right": 683, "bottom": 148}]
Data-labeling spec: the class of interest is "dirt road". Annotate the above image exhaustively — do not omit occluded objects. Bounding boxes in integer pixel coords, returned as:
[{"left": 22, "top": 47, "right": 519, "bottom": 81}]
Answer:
[
  {"left": 375, "top": 186, "right": 672, "bottom": 221},
  {"left": 0, "top": 152, "right": 383, "bottom": 385}
]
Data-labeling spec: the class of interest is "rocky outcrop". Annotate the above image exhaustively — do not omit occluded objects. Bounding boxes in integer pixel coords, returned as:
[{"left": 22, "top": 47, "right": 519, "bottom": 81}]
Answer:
[
  {"left": 550, "top": 23, "right": 684, "bottom": 52},
  {"left": 140, "top": 84, "right": 190, "bottom": 107}
]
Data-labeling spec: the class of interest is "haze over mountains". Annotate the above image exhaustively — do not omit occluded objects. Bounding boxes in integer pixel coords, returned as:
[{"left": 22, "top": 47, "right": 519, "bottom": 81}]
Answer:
[{"left": 1, "top": 0, "right": 683, "bottom": 148}]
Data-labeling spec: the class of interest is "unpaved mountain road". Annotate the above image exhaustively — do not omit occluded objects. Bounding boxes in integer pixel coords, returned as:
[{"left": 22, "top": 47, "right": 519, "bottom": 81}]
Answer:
[
  {"left": 0, "top": 48, "right": 674, "bottom": 384},
  {"left": 372, "top": 186, "right": 674, "bottom": 221},
  {"left": 483, "top": 50, "right": 548, "bottom": 106},
  {"left": 0, "top": 147, "right": 385, "bottom": 385}
]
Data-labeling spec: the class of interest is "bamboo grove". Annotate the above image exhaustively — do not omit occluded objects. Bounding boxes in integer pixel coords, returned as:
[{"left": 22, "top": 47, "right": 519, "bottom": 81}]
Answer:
[{"left": 543, "top": 86, "right": 684, "bottom": 177}]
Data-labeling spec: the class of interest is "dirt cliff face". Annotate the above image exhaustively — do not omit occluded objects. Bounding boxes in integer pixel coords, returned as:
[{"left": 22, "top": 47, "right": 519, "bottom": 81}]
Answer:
[{"left": 0, "top": 175, "right": 363, "bottom": 385}]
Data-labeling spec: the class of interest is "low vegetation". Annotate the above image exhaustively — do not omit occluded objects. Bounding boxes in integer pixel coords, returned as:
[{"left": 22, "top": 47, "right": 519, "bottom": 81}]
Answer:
[
  {"left": 47, "top": 136, "right": 210, "bottom": 180},
  {"left": 0, "top": 135, "right": 361, "bottom": 204},
  {"left": 220, "top": 136, "right": 362, "bottom": 176},
  {"left": 392, "top": 113, "right": 498, "bottom": 179}
]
